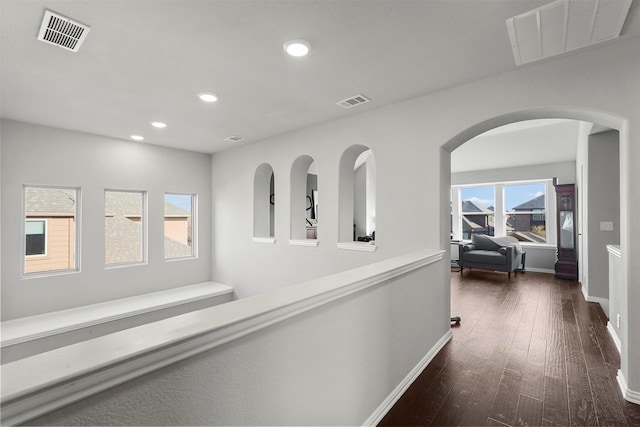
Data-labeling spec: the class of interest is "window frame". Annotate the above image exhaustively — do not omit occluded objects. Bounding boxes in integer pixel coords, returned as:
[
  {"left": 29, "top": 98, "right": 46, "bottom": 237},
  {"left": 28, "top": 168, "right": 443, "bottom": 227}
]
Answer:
[
  {"left": 104, "top": 189, "right": 147, "bottom": 268},
  {"left": 452, "top": 179, "right": 554, "bottom": 245},
  {"left": 164, "top": 193, "right": 197, "bottom": 261},
  {"left": 25, "top": 219, "right": 48, "bottom": 257},
  {"left": 22, "top": 185, "right": 80, "bottom": 278}
]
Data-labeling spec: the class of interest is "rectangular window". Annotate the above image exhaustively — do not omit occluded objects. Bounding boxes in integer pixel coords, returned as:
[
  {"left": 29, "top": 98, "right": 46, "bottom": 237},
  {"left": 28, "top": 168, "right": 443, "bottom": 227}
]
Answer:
[
  {"left": 164, "top": 193, "right": 195, "bottom": 259},
  {"left": 460, "top": 186, "right": 495, "bottom": 239},
  {"left": 505, "top": 183, "right": 547, "bottom": 243},
  {"left": 24, "top": 186, "right": 78, "bottom": 275},
  {"left": 25, "top": 220, "right": 46, "bottom": 256},
  {"left": 452, "top": 180, "right": 550, "bottom": 244},
  {"left": 105, "top": 190, "right": 145, "bottom": 266}
]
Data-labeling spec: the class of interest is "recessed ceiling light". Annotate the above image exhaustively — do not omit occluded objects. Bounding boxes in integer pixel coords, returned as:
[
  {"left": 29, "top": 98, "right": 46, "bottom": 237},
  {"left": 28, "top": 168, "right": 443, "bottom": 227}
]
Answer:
[
  {"left": 151, "top": 121, "right": 167, "bottom": 128},
  {"left": 283, "top": 39, "right": 310, "bottom": 57},
  {"left": 198, "top": 92, "right": 219, "bottom": 103},
  {"left": 131, "top": 135, "right": 144, "bottom": 141}
]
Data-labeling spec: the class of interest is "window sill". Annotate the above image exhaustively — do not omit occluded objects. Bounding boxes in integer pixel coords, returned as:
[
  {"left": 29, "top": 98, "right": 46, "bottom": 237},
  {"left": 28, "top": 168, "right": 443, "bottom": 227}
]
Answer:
[
  {"left": 337, "top": 241, "right": 377, "bottom": 252},
  {"left": 252, "top": 237, "right": 275, "bottom": 244},
  {"left": 289, "top": 239, "right": 318, "bottom": 247},
  {"left": 21, "top": 269, "right": 80, "bottom": 280}
]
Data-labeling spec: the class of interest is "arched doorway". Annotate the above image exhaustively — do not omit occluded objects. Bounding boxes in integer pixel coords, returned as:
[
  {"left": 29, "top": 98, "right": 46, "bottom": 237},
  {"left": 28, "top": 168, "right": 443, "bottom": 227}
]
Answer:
[{"left": 441, "top": 108, "right": 636, "bottom": 403}]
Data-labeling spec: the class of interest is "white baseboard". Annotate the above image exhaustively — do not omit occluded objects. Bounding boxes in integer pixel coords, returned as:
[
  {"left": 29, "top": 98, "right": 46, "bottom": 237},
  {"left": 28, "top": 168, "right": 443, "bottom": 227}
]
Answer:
[
  {"left": 617, "top": 370, "right": 640, "bottom": 405},
  {"left": 581, "top": 285, "right": 609, "bottom": 317},
  {"left": 523, "top": 267, "right": 555, "bottom": 274},
  {"left": 363, "top": 329, "right": 453, "bottom": 426},
  {"left": 607, "top": 322, "right": 622, "bottom": 354}
]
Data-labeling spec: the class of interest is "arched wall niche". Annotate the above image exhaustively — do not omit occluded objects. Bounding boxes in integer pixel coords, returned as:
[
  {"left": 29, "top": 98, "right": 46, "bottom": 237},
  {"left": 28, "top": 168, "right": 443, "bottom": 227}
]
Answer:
[
  {"left": 290, "top": 154, "right": 317, "bottom": 243},
  {"left": 338, "top": 144, "right": 376, "bottom": 245},
  {"left": 253, "top": 162, "right": 275, "bottom": 241}
]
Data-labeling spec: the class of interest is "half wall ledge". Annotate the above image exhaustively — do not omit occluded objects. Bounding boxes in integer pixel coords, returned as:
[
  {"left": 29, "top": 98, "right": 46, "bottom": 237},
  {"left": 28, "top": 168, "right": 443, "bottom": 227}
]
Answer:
[{"left": 1, "top": 248, "right": 444, "bottom": 425}]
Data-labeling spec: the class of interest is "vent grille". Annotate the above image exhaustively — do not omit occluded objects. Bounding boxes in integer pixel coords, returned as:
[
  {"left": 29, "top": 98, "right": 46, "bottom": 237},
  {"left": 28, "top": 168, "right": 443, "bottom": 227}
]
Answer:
[
  {"left": 224, "top": 136, "right": 245, "bottom": 142},
  {"left": 37, "top": 10, "right": 90, "bottom": 52},
  {"left": 506, "top": 0, "right": 632, "bottom": 66},
  {"left": 336, "top": 94, "right": 371, "bottom": 109}
]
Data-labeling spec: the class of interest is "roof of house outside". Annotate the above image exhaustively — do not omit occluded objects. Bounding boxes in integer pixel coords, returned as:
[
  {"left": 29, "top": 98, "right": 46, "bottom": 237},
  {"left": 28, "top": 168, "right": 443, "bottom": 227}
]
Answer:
[
  {"left": 25, "top": 187, "right": 76, "bottom": 216},
  {"left": 512, "top": 194, "right": 545, "bottom": 211},
  {"left": 461, "top": 200, "right": 494, "bottom": 213}
]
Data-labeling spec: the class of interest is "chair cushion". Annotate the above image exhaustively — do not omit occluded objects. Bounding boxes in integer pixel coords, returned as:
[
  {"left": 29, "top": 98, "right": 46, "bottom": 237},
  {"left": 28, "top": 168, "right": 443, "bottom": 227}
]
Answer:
[
  {"left": 471, "top": 234, "right": 523, "bottom": 254},
  {"left": 463, "top": 249, "right": 506, "bottom": 266},
  {"left": 471, "top": 234, "right": 502, "bottom": 251}
]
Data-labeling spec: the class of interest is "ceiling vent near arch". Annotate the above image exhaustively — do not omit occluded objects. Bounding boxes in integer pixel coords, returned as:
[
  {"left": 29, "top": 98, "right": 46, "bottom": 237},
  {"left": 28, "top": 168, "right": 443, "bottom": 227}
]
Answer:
[
  {"left": 37, "top": 10, "right": 90, "bottom": 53},
  {"left": 506, "top": 0, "right": 632, "bottom": 66},
  {"left": 336, "top": 94, "right": 371, "bottom": 109}
]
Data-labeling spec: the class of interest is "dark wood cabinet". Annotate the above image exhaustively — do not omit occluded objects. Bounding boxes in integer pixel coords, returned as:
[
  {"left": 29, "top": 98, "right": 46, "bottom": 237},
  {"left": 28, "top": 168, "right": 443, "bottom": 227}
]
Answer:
[{"left": 555, "top": 183, "right": 578, "bottom": 280}]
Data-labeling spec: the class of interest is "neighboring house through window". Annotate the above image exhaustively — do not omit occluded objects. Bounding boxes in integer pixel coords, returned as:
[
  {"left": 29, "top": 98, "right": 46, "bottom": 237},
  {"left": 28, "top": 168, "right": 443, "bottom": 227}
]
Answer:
[
  {"left": 452, "top": 180, "right": 552, "bottom": 244},
  {"left": 24, "top": 186, "right": 78, "bottom": 275},
  {"left": 164, "top": 193, "right": 195, "bottom": 259},
  {"left": 105, "top": 190, "right": 146, "bottom": 267}
]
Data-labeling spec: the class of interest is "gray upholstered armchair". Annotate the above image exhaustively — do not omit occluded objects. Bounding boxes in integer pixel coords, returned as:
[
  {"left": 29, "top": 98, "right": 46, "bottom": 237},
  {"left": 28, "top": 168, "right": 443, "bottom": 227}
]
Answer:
[{"left": 459, "top": 235, "right": 524, "bottom": 279}]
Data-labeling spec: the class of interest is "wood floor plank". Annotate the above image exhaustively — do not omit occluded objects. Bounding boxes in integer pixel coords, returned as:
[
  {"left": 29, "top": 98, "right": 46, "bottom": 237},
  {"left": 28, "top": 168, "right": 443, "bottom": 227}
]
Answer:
[
  {"left": 514, "top": 394, "right": 543, "bottom": 426},
  {"left": 589, "top": 366, "right": 627, "bottom": 426},
  {"left": 520, "top": 337, "right": 546, "bottom": 400},
  {"left": 563, "top": 305, "right": 598, "bottom": 426},
  {"left": 488, "top": 348, "right": 527, "bottom": 425}
]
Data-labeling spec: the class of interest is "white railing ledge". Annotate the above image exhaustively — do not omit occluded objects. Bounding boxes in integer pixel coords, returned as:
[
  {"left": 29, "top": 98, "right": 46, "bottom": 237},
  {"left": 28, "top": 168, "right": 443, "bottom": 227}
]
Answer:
[
  {"left": 337, "top": 241, "right": 377, "bottom": 252},
  {"left": 0, "top": 249, "right": 444, "bottom": 425},
  {"left": 1, "top": 282, "right": 234, "bottom": 349}
]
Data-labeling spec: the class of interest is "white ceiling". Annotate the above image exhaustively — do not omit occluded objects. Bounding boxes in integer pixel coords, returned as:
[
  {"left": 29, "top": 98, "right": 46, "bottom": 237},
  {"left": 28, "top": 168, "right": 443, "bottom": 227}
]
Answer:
[
  {"left": 451, "top": 119, "right": 582, "bottom": 173},
  {"left": 1, "top": 0, "right": 638, "bottom": 154}
]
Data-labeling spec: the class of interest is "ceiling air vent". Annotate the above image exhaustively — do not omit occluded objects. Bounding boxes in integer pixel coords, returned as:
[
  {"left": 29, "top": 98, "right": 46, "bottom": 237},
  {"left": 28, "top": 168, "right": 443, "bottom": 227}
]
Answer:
[
  {"left": 224, "top": 136, "right": 245, "bottom": 142},
  {"left": 506, "top": 0, "right": 632, "bottom": 66},
  {"left": 336, "top": 94, "right": 371, "bottom": 109},
  {"left": 37, "top": 10, "right": 90, "bottom": 53}
]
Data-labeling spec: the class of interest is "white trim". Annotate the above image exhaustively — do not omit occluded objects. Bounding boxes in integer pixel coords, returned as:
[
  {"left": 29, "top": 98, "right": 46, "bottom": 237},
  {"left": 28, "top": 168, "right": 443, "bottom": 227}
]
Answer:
[
  {"left": 524, "top": 267, "right": 555, "bottom": 274},
  {"left": 337, "top": 241, "right": 377, "bottom": 252},
  {"left": 0, "top": 249, "right": 444, "bottom": 426},
  {"left": 606, "top": 244, "right": 622, "bottom": 258},
  {"left": 616, "top": 369, "right": 640, "bottom": 405},
  {"left": 252, "top": 237, "right": 275, "bottom": 244},
  {"left": 163, "top": 193, "right": 196, "bottom": 260},
  {"left": 607, "top": 321, "right": 622, "bottom": 354},
  {"left": 363, "top": 329, "right": 453, "bottom": 426},
  {"left": 289, "top": 239, "right": 319, "bottom": 247}
]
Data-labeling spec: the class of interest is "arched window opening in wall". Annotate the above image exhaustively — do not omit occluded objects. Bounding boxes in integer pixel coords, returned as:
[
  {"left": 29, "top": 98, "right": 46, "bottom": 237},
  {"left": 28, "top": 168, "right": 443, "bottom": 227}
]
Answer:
[
  {"left": 253, "top": 163, "right": 275, "bottom": 243},
  {"left": 290, "top": 155, "right": 318, "bottom": 246},
  {"left": 338, "top": 145, "right": 376, "bottom": 251}
]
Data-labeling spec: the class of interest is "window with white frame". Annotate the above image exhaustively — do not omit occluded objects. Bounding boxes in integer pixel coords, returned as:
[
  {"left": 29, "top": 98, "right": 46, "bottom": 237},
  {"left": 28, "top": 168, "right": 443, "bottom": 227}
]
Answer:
[
  {"left": 460, "top": 186, "right": 495, "bottom": 239},
  {"left": 105, "top": 190, "right": 146, "bottom": 266},
  {"left": 24, "top": 186, "right": 79, "bottom": 275},
  {"left": 504, "top": 182, "right": 547, "bottom": 243},
  {"left": 452, "top": 180, "right": 552, "bottom": 244},
  {"left": 164, "top": 193, "right": 196, "bottom": 259}
]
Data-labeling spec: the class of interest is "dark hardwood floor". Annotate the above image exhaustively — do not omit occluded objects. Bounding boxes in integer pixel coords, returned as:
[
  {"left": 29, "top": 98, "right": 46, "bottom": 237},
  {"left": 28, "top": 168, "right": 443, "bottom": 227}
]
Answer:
[{"left": 379, "top": 269, "right": 640, "bottom": 426}]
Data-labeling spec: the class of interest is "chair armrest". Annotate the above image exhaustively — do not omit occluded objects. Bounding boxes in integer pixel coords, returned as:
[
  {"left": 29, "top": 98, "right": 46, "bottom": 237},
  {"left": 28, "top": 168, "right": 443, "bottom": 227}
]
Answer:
[{"left": 462, "top": 244, "right": 476, "bottom": 252}]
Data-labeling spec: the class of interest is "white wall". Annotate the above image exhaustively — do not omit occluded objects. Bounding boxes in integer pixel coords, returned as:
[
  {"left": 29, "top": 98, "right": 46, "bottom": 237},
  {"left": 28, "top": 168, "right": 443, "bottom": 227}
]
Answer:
[
  {"left": 22, "top": 256, "right": 449, "bottom": 426},
  {"left": 1, "top": 120, "right": 213, "bottom": 320},
  {"left": 587, "top": 130, "right": 620, "bottom": 308},
  {"left": 211, "top": 37, "right": 640, "bottom": 393},
  {"left": 451, "top": 161, "right": 576, "bottom": 186}
]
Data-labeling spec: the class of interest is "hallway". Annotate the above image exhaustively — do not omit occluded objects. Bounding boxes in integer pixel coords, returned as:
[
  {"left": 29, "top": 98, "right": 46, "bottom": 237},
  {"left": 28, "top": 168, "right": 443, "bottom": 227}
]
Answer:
[{"left": 380, "top": 270, "right": 640, "bottom": 426}]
